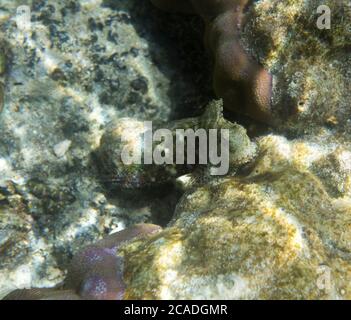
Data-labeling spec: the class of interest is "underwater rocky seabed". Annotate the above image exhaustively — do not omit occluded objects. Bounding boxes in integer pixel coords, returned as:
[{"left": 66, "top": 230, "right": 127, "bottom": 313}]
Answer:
[
  {"left": 0, "top": 0, "right": 350, "bottom": 299},
  {"left": 0, "top": 0, "right": 212, "bottom": 295}
]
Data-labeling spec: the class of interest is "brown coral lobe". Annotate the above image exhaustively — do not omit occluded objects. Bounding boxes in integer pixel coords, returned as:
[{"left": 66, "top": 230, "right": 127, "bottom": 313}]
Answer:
[{"left": 150, "top": 0, "right": 274, "bottom": 124}]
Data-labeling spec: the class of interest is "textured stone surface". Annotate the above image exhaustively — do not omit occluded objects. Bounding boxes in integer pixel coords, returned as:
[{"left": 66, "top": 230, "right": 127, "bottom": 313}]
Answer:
[
  {"left": 242, "top": 0, "right": 351, "bottom": 132},
  {"left": 0, "top": 0, "right": 211, "bottom": 296},
  {"left": 121, "top": 134, "right": 351, "bottom": 299},
  {"left": 6, "top": 129, "right": 351, "bottom": 299}
]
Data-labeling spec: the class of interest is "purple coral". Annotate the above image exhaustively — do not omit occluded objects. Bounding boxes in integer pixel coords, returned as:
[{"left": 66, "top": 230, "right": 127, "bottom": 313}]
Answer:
[{"left": 3, "top": 224, "right": 162, "bottom": 300}]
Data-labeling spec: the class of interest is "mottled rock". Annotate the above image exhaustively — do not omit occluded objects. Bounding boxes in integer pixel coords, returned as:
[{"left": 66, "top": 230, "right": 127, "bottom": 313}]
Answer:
[
  {"left": 53, "top": 140, "right": 71, "bottom": 158},
  {"left": 4, "top": 132, "right": 351, "bottom": 300},
  {"left": 121, "top": 135, "right": 351, "bottom": 299},
  {"left": 0, "top": 50, "right": 5, "bottom": 75},
  {"left": 0, "top": 181, "right": 63, "bottom": 297},
  {"left": 242, "top": 0, "right": 351, "bottom": 131},
  {"left": 0, "top": 0, "right": 210, "bottom": 294}
]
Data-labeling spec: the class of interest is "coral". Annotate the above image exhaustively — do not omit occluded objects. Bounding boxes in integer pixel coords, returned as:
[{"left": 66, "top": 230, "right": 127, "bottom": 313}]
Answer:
[
  {"left": 3, "top": 224, "right": 162, "bottom": 300},
  {"left": 242, "top": 0, "right": 351, "bottom": 132},
  {"left": 150, "top": 0, "right": 274, "bottom": 123},
  {"left": 151, "top": 0, "right": 350, "bottom": 130},
  {"left": 95, "top": 100, "right": 256, "bottom": 188}
]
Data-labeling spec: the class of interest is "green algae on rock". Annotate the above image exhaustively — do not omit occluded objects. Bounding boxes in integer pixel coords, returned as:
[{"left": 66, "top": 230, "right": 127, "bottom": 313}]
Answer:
[
  {"left": 4, "top": 131, "right": 351, "bottom": 300},
  {"left": 0, "top": 0, "right": 212, "bottom": 293},
  {"left": 0, "top": 51, "right": 5, "bottom": 76},
  {"left": 242, "top": 0, "right": 351, "bottom": 131},
  {"left": 0, "top": 181, "right": 64, "bottom": 299},
  {"left": 151, "top": 0, "right": 350, "bottom": 130},
  {"left": 120, "top": 134, "right": 351, "bottom": 300}
]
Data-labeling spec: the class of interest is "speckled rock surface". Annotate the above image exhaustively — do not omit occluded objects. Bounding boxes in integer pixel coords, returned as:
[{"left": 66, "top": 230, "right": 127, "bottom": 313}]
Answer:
[
  {"left": 242, "top": 0, "right": 351, "bottom": 131},
  {"left": 0, "top": 0, "right": 211, "bottom": 296},
  {"left": 121, "top": 134, "right": 351, "bottom": 299},
  {"left": 115, "top": 0, "right": 351, "bottom": 300}
]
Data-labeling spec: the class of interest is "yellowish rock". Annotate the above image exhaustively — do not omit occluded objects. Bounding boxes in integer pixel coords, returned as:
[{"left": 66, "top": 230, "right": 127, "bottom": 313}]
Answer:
[
  {"left": 0, "top": 51, "right": 5, "bottom": 76},
  {"left": 121, "top": 135, "right": 351, "bottom": 299},
  {"left": 243, "top": 0, "right": 351, "bottom": 132}
]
